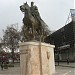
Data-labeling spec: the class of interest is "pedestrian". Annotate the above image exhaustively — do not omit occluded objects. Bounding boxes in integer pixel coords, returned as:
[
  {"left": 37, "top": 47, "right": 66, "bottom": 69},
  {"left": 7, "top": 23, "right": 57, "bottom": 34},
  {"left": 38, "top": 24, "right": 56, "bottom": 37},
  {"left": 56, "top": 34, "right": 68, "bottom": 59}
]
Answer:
[
  {"left": 67, "top": 58, "right": 69, "bottom": 65},
  {"left": 58, "top": 55, "right": 59, "bottom": 65},
  {"left": 0, "top": 61, "right": 4, "bottom": 70}
]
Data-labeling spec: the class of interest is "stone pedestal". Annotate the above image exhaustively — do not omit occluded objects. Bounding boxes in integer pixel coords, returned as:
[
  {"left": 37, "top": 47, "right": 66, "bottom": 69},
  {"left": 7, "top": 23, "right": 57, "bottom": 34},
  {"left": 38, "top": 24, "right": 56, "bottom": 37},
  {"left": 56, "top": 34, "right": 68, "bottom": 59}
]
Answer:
[{"left": 19, "top": 42, "right": 55, "bottom": 75}]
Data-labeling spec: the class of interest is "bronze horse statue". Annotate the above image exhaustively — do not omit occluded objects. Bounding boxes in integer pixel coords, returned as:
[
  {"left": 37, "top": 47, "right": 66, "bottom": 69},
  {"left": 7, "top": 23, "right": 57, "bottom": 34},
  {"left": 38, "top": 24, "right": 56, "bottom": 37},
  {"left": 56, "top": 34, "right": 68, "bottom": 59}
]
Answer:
[{"left": 20, "top": 2, "right": 50, "bottom": 41}]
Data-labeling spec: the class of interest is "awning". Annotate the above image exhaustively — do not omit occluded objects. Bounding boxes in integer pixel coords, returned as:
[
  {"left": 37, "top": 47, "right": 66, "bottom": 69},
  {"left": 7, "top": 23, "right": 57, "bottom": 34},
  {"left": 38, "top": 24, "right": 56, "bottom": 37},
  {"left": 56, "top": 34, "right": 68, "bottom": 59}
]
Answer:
[{"left": 58, "top": 44, "right": 70, "bottom": 50}]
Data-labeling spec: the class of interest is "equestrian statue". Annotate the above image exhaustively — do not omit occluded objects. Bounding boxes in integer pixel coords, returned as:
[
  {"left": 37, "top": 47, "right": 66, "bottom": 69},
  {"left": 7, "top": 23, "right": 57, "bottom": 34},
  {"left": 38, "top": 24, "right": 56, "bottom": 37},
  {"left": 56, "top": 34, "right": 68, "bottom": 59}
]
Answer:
[{"left": 20, "top": 2, "right": 50, "bottom": 42}]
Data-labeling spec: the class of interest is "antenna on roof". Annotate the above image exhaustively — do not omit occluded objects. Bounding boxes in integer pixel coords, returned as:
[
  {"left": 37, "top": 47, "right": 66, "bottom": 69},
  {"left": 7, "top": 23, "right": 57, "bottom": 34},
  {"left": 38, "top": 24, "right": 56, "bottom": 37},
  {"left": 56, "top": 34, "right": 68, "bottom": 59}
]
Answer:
[
  {"left": 65, "top": 9, "right": 75, "bottom": 25},
  {"left": 70, "top": 9, "right": 75, "bottom": 22},
  {"left": 65, "top": 11, "right": 71, "bottom": 25}
]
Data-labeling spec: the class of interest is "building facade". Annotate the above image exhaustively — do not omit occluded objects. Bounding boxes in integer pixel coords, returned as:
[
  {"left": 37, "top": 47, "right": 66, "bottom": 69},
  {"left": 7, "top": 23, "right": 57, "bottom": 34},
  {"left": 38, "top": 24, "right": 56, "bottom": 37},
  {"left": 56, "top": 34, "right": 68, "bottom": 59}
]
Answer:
[{"left": 45, "top": 21, "right": 75, "bottom": 62}]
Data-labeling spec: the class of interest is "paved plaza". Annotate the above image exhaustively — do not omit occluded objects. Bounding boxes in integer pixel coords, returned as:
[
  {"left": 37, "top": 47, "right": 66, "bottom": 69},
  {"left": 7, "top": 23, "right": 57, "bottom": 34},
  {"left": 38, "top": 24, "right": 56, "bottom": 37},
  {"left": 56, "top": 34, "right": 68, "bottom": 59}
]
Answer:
[
  {"left": 54, "top": 66, "right": 75, "bottom": 75},
  {"left": 0, "top": 62, "right": 75, "bottom": 75},
  {"left": 0, "top": 64, "right": 21, "bottom": 75},
  {"left": 54, "top": 62, "right": 75, "bottom": 75}
]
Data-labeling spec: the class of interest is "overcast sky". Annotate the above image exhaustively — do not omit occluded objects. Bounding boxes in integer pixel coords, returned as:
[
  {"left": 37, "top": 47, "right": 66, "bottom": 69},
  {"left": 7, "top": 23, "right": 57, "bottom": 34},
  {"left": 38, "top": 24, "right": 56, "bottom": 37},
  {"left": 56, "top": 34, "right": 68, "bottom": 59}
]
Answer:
[{"left": 0, "top": 0, "right": 74, "bottom": 38}]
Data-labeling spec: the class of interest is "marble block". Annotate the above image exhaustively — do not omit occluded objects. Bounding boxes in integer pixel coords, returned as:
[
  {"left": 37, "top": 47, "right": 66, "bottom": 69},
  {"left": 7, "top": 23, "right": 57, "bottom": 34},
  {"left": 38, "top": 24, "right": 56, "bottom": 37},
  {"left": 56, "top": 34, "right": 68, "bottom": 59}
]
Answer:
[{"left": 19, "top": 41, "right": 55, "bottom": 75}]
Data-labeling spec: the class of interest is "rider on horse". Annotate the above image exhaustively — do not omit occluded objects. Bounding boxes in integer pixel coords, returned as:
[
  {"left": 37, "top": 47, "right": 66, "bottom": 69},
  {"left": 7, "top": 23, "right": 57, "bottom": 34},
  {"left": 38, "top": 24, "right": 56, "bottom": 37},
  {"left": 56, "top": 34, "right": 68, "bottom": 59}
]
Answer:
[{"left": 30, "top": 2, "right": 40, "bottom": 19}]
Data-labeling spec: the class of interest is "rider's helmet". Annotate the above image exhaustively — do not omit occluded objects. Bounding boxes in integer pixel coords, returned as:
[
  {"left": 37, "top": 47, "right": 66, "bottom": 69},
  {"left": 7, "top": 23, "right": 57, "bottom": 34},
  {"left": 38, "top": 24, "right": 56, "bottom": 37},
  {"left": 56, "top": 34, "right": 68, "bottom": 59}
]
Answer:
[{"left": 31, "top": 1, "right": 34, "bottom": 6}]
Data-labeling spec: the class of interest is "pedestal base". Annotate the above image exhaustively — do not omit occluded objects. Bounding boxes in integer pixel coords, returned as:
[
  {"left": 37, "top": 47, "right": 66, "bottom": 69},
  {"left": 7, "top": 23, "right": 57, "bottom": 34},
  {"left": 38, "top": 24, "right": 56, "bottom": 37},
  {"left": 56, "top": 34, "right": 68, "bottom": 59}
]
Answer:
[{"left": 19, "top": 42, "right": 55, "bottom": 75}]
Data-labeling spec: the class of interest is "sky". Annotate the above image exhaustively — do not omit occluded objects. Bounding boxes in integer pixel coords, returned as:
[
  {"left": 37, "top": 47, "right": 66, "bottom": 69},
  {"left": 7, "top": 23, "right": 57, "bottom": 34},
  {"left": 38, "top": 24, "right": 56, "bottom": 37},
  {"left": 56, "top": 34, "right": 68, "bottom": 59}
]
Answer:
[
  {"left": 74, "top": 0, "right": 75, "bottom": 8},
  {"left": 0, "top": 0, "right": 74, "bottom": 38}
]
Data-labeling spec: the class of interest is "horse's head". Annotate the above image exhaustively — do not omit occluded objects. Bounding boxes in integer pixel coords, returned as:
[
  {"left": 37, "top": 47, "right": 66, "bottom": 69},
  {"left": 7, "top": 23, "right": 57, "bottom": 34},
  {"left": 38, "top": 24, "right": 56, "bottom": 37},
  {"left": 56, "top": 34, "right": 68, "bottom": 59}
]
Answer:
[{"left": 20, "top": 2, "right": 30, "bottom": 12}]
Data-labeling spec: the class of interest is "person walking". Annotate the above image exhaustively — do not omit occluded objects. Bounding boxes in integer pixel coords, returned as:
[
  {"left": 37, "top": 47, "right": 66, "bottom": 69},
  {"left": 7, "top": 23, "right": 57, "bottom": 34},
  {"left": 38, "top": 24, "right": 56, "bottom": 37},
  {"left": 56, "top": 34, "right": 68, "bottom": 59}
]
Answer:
[
  {"left": 0, "top": 61, "right": 4, "bottom": 70},
  {"left": 67, "top": 58, "right": 69, "bottom": 65}
]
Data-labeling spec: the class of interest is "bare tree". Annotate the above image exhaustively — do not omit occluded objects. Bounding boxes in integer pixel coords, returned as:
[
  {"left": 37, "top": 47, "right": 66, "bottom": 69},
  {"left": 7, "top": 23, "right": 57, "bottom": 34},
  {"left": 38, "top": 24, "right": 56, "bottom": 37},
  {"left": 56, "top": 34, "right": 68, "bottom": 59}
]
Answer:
[{"left": 2, "top": 24, "right": 20, "bottom": 63}]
